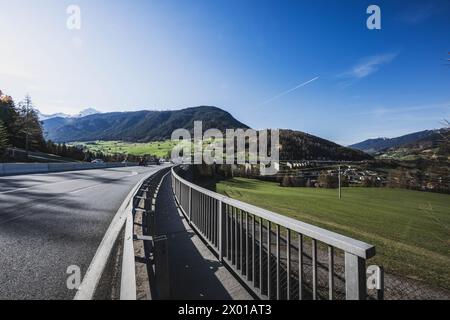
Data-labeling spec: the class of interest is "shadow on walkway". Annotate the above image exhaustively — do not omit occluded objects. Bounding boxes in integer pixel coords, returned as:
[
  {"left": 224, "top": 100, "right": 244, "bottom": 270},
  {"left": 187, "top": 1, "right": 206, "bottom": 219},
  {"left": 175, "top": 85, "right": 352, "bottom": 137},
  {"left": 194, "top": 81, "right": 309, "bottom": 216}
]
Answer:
[{"left": 155, "top": 174, "right": 253, "bottom": 300}]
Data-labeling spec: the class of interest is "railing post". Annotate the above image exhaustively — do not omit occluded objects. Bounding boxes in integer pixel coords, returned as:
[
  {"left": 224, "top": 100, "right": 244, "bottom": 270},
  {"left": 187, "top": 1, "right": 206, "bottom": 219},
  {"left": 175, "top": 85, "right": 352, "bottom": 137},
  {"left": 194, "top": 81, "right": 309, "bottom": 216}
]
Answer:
[
  {"left": 218, "top": 200, "right": 226, "bottom": 261},
  {"left": 345, "top": 252, "right": 367, "bottom": 300},
  {"left": 188, "top": 186, "right": 192, "bottom": 223}
]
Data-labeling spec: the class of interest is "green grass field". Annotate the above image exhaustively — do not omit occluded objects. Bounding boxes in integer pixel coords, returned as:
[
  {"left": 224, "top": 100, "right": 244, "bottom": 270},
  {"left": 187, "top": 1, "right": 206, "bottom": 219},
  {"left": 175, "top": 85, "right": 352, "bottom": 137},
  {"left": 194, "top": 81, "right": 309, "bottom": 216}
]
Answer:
[
  {"left": 217, "top": 178, "right": 450, "bottom": 289},
  {"left": 70, "top": 139, "right": 226, "bottom": 159},
  {"left": 69, "top": 140, "right": 177, "bottom": 158}
]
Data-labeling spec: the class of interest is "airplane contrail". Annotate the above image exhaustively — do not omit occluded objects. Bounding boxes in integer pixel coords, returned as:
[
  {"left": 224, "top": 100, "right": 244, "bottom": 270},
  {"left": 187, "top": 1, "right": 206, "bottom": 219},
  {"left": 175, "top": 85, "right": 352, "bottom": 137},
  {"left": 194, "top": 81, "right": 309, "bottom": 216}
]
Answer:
[{"left": 261, "top": 76, "right": 319, "bottom": 105}]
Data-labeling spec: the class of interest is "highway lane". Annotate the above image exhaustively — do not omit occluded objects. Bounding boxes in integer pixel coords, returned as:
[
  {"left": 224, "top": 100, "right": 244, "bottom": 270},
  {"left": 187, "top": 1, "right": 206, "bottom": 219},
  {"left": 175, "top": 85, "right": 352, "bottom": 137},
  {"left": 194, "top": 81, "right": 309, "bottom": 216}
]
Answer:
[{"left": 0, "top": 165, "right": 168, "bottom": 300}]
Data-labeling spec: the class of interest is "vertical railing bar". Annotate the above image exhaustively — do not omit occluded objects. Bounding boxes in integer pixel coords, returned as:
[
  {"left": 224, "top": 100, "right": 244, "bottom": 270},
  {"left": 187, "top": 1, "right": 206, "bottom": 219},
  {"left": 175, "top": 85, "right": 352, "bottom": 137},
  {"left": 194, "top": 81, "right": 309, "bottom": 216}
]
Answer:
[
  {"left": 188, "top": 186, "right": 192, "bottom": 224},
  {"left": 203, "top": 194, "right": 206, "bottom": 237},
  {"left": 225, "top": 205, "right": 229, "bottom": 259},
  {"left": 206, "top": 196, "right": 209, "bottom": 240},
  {"left": 208, "top": 197, "right": 212, "bottom": 243},
  {"left": 312, "top": 239, "right": 318, "bottom": 300},
  {"left": 267, "top": 221, "right": 272, "bottom": 300},
  {"left": 196, "top": 191, "right": 199, "bottom": 226},
  {"left": 202, "top": 194, "right": 205, "bottom": 235},
  {"left": 218, "top": 200, "right": 224, "bottom": 261},
  {"left": 203, "top": 194, "right": 206, "bottom": 236},
  {"left": 208, "top": 196, "right": 211, "bottom": 241},
  {"left": 230, "top": 207, "right": 233, "bottom": 264},
  {"left": 199, "top": 192, "right": 201, "bottom": 231},
  {"left": 259, "top": 217, "right": 263, "bottom": 294},
  {"left": 214, "top": 198, "right": 216, "bottom": 245},
  {"left": 240, "top": 209, "right": 243, "bottom": 273},
  {"left": 252, "top": 214, "right": 256, "bottom": 285},
  {"left": 287, "top": 229, "right": 291, "bottom": 300},
  {"left": 216, "top": 199, "right": 219, "bottom": 247},
  {"left": 211, "top": 197, "right": 214, "bottom": 244},
  {"left": 236, "top": 209, "right": 239, "bottom": 270},
  {"left": 233, "top": 207, "right": 237, "bottom": 266},
  {"left": 211, "top": 197, "right": 213, "bottom": 242},
  {"left": 216, "top": 200, "right": 219, "bottom": 247},
  {"left": 192, "top": 189, "right": 195, "bottom": 224},
  {"left": 298, "top": 234, "right": 303, "bottom": 300},
  {"left": 227, "top": 205, "right": 233, "bottom": 261},
  {"left": 328, "top": 246, "right": 334, "bottom": 300},
  {"left": 228, "top": 205, "right": 232, "bottom": 259},
  {"left": 213, "top": 199, "right": 216, "bottom": 246},
  {"left": 246, "top": 212, "right": 250, "bottom": 281},
  {"left": 345, "top": 252, "right": 367, "bottom": 300},
  {"left": 276, "top": 224, "right": 280, "bottom": 300},
  {"left": 199, "top": 193, "right": 202, "bottom": 233}
]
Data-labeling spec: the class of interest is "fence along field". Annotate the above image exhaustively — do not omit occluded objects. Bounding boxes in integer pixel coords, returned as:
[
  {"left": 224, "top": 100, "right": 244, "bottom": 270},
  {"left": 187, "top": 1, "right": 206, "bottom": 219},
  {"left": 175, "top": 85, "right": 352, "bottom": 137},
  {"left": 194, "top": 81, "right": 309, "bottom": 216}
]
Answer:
[{"left": 216, "top": 178, "right": 450, "bottom": 299}]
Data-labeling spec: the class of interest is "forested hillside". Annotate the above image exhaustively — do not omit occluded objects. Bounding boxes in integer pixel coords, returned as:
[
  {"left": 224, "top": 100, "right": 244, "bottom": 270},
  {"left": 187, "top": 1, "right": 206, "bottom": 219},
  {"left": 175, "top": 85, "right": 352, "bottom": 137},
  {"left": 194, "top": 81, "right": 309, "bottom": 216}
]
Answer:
[
  {"left": 43, "top": 106, "right": 249, "bottom": 143},
  {"left": 280, "top": 130, "right": 372, "bottom": 161}
]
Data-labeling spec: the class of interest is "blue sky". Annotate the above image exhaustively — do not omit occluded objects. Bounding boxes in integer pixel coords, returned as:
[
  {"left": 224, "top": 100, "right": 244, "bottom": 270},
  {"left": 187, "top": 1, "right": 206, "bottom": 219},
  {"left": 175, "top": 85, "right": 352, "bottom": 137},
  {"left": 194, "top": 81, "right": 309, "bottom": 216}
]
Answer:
[{"left": 0, "top": 0, "right": 449, "bottom": 145}]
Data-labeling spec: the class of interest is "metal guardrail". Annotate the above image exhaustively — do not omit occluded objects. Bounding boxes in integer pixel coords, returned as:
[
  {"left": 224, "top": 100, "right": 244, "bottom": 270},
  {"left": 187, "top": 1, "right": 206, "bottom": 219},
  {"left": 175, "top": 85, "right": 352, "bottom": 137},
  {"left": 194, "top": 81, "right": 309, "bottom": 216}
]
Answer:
[
  {"left": 171, "top": 165, "right": 376, "bottom": 300},
  {"left": 120, "top": 167, "right": 172, "bottom": 300}
]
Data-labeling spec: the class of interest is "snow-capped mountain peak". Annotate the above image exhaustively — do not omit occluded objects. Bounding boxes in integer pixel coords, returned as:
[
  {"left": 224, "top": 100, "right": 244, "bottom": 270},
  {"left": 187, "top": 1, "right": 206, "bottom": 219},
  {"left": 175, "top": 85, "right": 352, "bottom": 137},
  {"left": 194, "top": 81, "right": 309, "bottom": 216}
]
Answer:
[
  {"left": 37, "top": 111, "right": 70, "bottom": 121},
  {"left": 37, "top": 108, "right": 100, "bottom": 121},
  {"left": 75, "top": 108, "right": 100, "bottom": 118}
]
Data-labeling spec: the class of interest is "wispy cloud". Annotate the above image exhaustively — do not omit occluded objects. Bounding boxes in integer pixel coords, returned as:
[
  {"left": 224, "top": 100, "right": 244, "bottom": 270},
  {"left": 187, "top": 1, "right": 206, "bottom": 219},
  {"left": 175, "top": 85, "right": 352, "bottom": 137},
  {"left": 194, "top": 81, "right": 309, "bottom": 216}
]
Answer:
[
  {"left": 261, "top": 76, "right": 319, "bottom": 105},
  {"left": 344, "top": 53, "right": 398, "bottom": 80}
]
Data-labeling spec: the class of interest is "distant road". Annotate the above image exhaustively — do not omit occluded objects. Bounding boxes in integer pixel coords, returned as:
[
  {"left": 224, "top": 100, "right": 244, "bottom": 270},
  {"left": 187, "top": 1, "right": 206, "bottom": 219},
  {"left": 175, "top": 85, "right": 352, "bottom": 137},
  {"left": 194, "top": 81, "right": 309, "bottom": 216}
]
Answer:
[{"left": 0, "top": 165, "right": 166, "bottom": 300}]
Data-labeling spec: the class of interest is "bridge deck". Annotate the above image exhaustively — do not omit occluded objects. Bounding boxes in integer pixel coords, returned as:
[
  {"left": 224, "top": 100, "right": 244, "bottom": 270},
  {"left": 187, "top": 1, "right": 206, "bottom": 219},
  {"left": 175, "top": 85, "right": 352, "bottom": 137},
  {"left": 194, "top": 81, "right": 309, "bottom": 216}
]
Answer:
[{"left": 154, "top": 175, "right": 253, "bottom": 300}]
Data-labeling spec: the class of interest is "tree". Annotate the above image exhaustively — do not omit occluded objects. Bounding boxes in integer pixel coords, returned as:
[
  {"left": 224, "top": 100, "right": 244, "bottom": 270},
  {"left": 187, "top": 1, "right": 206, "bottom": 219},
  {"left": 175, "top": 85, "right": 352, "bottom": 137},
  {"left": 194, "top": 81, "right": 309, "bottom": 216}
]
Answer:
[
  {"left": 281, "top": 175, "right": 293, "bottom": 187},
  {"left": 0, "top": 119, "right": 9, "bottom": 152},
  {"left": 0, "top": 91, "right": 19, "bottom": 140},
  {"left": 318, "top": 171, "right": 338, "bottom": 188},
  {"left": 16, "top": 95, "right": 46, "bottom": 155}
]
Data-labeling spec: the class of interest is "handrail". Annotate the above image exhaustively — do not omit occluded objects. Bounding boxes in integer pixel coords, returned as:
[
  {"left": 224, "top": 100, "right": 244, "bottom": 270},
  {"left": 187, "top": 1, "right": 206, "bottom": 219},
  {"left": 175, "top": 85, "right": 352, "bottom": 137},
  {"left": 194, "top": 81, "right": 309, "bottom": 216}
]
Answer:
[
  {"left": 171, "top": 166, "right": 375, "bottom": 259},
  {"left": 171, "top": 164, "right": 377, "bottom": 300}
]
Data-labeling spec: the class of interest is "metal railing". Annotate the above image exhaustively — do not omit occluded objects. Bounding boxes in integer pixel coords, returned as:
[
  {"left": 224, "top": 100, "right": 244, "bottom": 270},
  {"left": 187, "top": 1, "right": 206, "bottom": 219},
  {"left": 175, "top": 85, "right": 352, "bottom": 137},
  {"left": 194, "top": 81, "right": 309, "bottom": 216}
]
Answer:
[
  {"left": 121, "top": 167, "right": 172, "bottom": 300},
  {"left": 171, "top": 165, "right": 376, "bottom": 300}
]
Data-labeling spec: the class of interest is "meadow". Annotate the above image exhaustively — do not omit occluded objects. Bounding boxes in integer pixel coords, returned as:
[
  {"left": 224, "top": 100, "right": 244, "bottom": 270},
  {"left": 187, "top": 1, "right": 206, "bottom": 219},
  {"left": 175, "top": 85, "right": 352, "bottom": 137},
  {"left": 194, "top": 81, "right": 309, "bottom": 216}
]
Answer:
[
  {"left": 216, "top": 178, "right": 450, "bottom": 290},
  {"left": 69, "top": 140, "right": 177, "bottom": 158}
]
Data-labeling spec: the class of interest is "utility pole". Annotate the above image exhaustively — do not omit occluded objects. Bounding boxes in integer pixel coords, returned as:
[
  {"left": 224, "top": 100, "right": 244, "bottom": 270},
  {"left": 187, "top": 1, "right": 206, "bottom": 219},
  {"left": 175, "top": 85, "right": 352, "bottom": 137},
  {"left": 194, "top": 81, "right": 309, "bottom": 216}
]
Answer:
[{"left": 338, "top": 165, "right": 342, "bottom": 199}]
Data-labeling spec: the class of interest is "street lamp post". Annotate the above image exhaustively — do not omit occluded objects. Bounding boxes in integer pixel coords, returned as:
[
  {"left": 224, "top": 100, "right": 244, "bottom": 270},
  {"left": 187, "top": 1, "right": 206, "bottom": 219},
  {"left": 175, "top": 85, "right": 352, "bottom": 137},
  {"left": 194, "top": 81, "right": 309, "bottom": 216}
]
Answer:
[{"left": 338, "top": 165, "right": 342, "bottom": 199}]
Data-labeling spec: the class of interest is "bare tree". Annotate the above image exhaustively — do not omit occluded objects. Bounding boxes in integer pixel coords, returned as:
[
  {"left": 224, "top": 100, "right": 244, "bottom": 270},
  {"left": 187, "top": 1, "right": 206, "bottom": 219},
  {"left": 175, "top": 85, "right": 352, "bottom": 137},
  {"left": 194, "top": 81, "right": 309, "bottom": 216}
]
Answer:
[{"left": 17, "top": 95, "right": 44, "bottom": 158}]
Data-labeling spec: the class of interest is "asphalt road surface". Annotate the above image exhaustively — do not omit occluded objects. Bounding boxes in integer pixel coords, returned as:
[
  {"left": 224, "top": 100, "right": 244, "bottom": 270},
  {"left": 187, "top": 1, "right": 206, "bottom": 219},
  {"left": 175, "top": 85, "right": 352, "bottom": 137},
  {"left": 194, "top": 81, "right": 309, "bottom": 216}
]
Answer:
[{"left": 0, "top": 165, "right": 167, "bottom": 300}]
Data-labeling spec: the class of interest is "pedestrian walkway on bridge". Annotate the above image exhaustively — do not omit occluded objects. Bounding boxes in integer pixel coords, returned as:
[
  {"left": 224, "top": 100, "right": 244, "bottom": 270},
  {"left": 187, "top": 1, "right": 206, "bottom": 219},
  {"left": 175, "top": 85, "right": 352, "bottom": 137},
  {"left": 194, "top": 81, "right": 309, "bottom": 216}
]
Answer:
[{"left": 154, "top": 174, "right": 253, "bottom": 300}]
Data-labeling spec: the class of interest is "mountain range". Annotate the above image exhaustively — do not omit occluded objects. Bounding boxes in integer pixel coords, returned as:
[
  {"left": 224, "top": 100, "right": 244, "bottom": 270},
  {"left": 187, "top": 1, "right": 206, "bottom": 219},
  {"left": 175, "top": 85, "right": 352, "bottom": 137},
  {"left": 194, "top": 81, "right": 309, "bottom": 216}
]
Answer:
[
  {"left": 349, "top": 129, "right": 447, "bottom": 154},
  {"left": 42, "top": 106, "right": 248, "bottom": 143},
  {"left": 41, "top": 106, "right": 371, "bottom": 161},
  {"left": 41, "top": 105, "right": 447, "bottom": 161}
]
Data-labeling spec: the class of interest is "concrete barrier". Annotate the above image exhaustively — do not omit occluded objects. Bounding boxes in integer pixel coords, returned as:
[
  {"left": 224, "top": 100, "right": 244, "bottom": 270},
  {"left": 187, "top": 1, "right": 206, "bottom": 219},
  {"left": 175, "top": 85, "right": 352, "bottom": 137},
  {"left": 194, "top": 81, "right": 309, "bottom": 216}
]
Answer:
[
  {"left": 0, "top": 162, "right": 139, "bottom": 176},
  {"left": 2, "top": 163, "right": 50, "bottom": 175}
]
